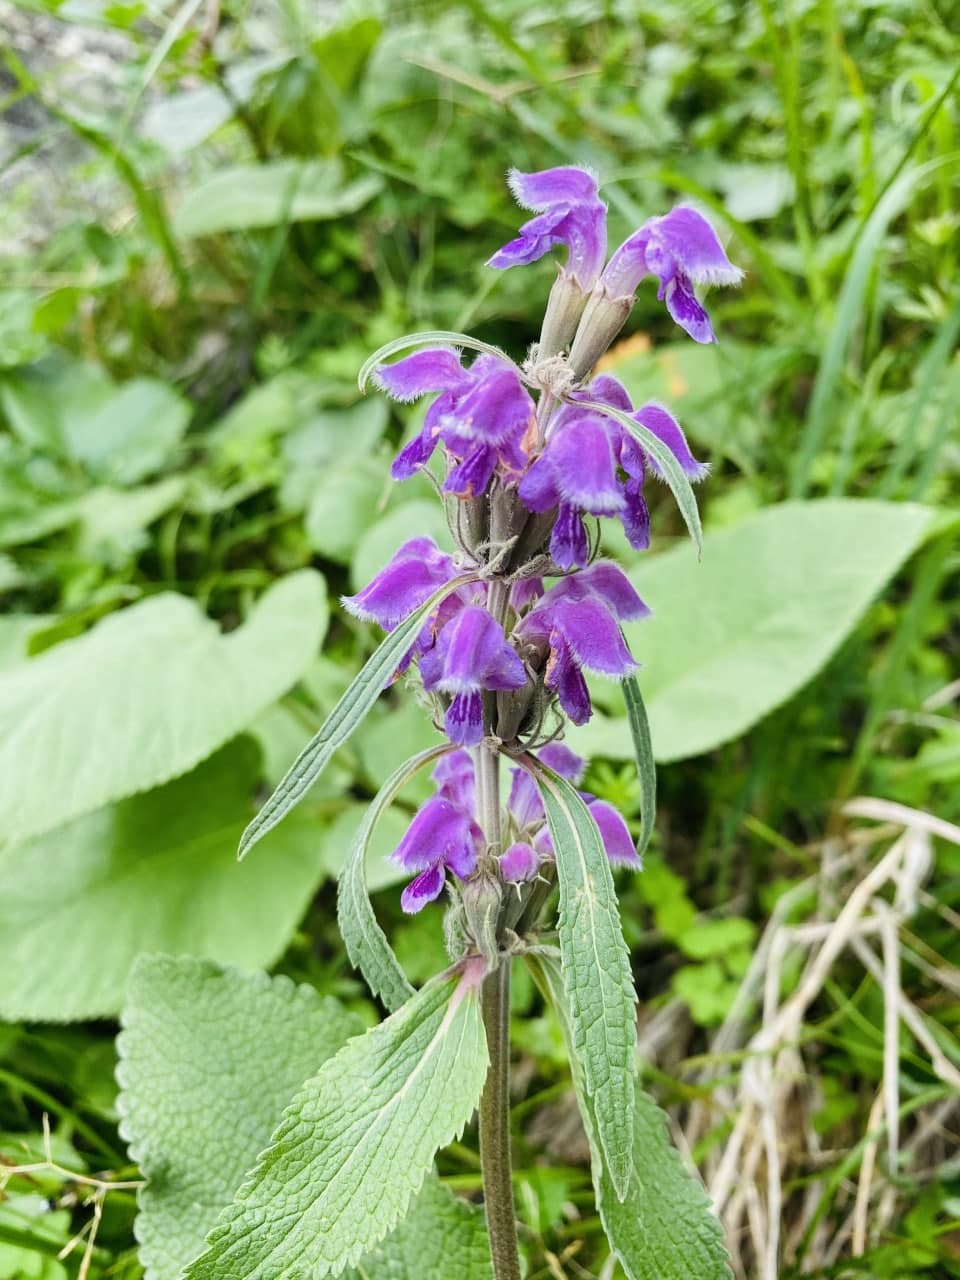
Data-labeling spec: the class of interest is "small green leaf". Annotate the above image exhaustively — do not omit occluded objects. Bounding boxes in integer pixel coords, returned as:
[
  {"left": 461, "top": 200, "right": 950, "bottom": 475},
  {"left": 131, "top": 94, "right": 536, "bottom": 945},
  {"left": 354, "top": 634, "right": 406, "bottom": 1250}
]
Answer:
[
  {"left": 528, "top": 761, "right": 637, "bottom": 1200},
  {"left": 184, "top": 973, "right": 489, "bottom": 1280},
  {"left": 622, "top": 675, "right": 656, "bottom": 858},
  {"left": 337, "top": 745, "right": 450, "bottom": 1011},
  {"left": 576, "top": 396, "right": 703, "bottom": 555},
  {"left": 530, "top": 954, "right": 732, "bottom": 1280},
  {"left": 0, "top": 571, "right": 328, "bottom": 847},
  {"left": 239, "top": 577, "right": 473, "bottom": 859}
]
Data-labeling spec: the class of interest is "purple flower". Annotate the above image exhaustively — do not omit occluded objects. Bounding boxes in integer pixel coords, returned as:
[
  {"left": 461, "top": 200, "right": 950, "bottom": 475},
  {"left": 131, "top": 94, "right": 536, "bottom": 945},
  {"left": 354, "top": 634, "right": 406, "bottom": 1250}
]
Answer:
[
  {"left": 341, "top": 536, "right": 457, "bottom": 629},
  {"left": 487, "top": 167, "right": 608, "bottom": 291},
  {"left": 420, "top": 606, "right": 527, "bottom": 746},
  {"left": 391, "top": 793, "right": 483, "bottom": 913},
  {"left": 600, "top": 206, "right": 743, "bottom": 344},
  {"left": 499, "top": 841, "right": 540, "bottom": 883},
  {"left": 507, "top": 741, "right": 586, "bottom": 829},
  {"left": 518, "top": 564, "right": 646, "bottom": 724},
  {"left": 515, "top": 373, "right": 705, "bottom": 564},
  {"left": 586, "top": 800, "right": 640, "bottom": 867},
  {"left": 374, "top": 348, "right": 535, "bottom": 496}
]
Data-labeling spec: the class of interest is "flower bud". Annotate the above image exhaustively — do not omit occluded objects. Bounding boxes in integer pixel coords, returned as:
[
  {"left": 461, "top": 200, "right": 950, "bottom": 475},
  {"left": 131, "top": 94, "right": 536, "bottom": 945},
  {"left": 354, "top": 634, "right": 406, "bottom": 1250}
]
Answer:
[
  {"left": 537, "top": 269, "right": 591, "bottom": 359},
  {"left": 461, "top": 864, "right": 504, "bottom": 967},
  {"left": 567, "top": 286, "right": 633, "bottom": 380}
]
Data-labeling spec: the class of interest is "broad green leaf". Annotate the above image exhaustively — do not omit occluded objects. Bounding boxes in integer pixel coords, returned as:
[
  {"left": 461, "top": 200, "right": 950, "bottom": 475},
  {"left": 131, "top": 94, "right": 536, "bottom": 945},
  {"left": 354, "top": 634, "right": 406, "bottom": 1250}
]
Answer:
[
  {"left": 622, "top": 676, "right": 656, "bottom": 858},
  {"left": 320, "top": 802, "right": 410, "bottom": 889},
  {"left": 184, "top": 973, "right": 489, "bottom": 1280},
  {"left": 338, "top": 745, "right": 450, "bottom": 1011},
  {"left": 576, "top": 396, "right": 703, "bottom": 555},
  {"left": 1, "top": 361, "right": 190, "bottom": 483},
  {"left": 118, "top": 957, "right": 491, "bottom": 1280},
  {"left": 530, "top": 762, "right": 637, "bottom": 1200},
  {"left": 174, "top": 160, "right": 383, "bottom": 236},
  {"left": 530, "top": 954, "right": 732, "bottom": 1280},
  {"left": 571, "top": 500, "right": 938, "bottom": 764},
  {"left": 0, "top": 738, "right": 328, "bottom": 1021},
  {"left": 0, "top": 570, "right": 327, "bottom": 844},
  {"left": 305, "top": 454, "right": 388, "bottom": 563},
  {"left": 118, "top": 955, "right": 363, "bottom": 1280},
  {"left": 239, "top": 576, "right": 473, "bottom": 859}
]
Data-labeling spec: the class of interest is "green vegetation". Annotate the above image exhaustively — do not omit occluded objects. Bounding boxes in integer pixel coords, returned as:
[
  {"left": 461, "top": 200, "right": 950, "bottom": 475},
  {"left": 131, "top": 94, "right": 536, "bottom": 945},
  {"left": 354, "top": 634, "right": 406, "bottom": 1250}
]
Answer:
[{"left": 1, "top": 1, "right": 958, "bottom": 1276}]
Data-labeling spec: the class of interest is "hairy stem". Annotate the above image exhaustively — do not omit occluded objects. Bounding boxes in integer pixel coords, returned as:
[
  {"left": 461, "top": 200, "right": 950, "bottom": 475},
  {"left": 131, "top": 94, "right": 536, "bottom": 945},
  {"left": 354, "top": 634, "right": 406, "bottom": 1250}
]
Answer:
[{"left": 479, "top": 962, "right": 521, "bottom": 1280}]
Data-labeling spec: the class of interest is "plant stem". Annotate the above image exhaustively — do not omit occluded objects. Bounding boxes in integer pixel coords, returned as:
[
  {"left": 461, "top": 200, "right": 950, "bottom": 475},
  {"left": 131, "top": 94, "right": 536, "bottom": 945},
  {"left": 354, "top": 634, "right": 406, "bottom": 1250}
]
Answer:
[{"left": 479, "top": 962, "right": 521, "bottom": 1280}]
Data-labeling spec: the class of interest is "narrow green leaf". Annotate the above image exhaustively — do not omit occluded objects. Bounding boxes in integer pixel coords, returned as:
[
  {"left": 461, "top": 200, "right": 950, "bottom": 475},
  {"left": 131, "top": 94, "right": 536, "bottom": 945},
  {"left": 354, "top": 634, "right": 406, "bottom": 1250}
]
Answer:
[
  {"left": 357, "top": 331, "right": 519, "bottom": 393},
  {"left": 239, "top": 577, "right": 474, "bottom": 859},
  {"left": 622, "top": 675, "right": 656, "bottom": 858},
  {"left": 575, "top": 396, "right": 704, "bottom": 555},
  {"left": 530, "top": 953, "right": 732, "bottom": 1280},
  {"left": 337, "top": 744, "right": 451, "bottom": 1011},
  {"left": 184, "top": 973, "right": 489, "bottom": 1280},
  {"left": 526, "top": 761, "right": 637, "bottom": 1199}
]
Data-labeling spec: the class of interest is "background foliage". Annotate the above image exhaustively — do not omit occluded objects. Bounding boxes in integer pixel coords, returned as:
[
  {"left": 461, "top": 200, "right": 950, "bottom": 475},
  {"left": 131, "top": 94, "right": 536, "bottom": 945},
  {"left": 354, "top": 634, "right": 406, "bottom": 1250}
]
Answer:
[{"left": 1, "top": 0, "right": 958, "bottom": 1276}]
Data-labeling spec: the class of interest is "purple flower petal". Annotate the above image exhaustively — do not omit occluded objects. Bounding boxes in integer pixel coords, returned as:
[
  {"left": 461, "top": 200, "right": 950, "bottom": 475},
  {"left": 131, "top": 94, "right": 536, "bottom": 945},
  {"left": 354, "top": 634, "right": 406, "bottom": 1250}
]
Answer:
[
  {"left": 487, "top": 166, "right": 608, "bottom": 289},
  {"left": 550, "top": 504, "right": 589, "bottom": 570},
  {"left": 554, "top": 562, "right": 650, "bottom": 622},
  {"left": 517, "top": 456, "right": 561, "bottom": 513},
  {"left": 633, "top": 403, "right": 708, "bottom": 481},
  {"left": 620, "top": 480, "right": 651, "bottom": 551},
  {"left": 510, "top": 577, "right": 544, "bottom": 612},
  {"left": 550, "top": 597, "right": 638, "bottom": 677},
  {"left": 507, "top": 768, "right": 543, "bottom": 829},
  {"left": 588, "top": 799, "right": 641, "bottom": 867},
  {"left": 391, "top": 427, "right": 438, "bottom": 481},
  {"left": 400, "top": 865, "right": 447, "bottom": 913},
  {"left": 643, "top": 207, "right": 743, "bottom": 288},
  {"left": 392, "top": 796, "right": 480, "bottom": 873},
  {"left": 538, "top": 742, "right": 586, "bottom": 783},
  {"left": 444, "top": 444, "right": 498, "bottom": 498},
  {"left": 445, "top": 690, "right": 484, "bottom": 746},
  {"left": 575, "top": 373, "right": 634, "bottom": 415},
  {"left": 374, "top": 347, "right": 471, "bottom": 402},
  {"left": 422, "top": 606, "right": 526, "bottom": 694},
  {"left": 432, "top": 750, "right": 476, "bottom": 812},
  {"left": 661, "top": 272, "right": 716, "bottom": 344},
  {"left": 500, "top": 841, "right": 540, "bottom": 883},
  {"left": 439, "top": 362, "right": 534, "bottom": 448},
  {"left": 547, "top": 419, "right": 625, "bottom": 516},
  {"left": 342, "top": 537, "right": 455, "bottom": 630},
  {"left": 548, "top": 640, "right": 593, "bottom": 724}
]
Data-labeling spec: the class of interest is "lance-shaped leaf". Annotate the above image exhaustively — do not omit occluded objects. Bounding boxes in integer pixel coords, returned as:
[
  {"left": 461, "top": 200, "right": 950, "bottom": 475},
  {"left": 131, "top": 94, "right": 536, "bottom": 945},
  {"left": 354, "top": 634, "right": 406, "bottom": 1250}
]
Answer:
[
  {"left": 529, "top": 953, "right": 732, "bottom": 1280},
  {"left": 239, "top": 576, "right": 475, "bottom": 859},
  {"left": 338, "top": 744, "right": 451, "bottom": 1012},
  {"left": 184, "top": 971, "right": 489, "bottom": 1280},
  {"left": 118, "top": 956, "right": 492, "bottom": 1280},
  {"left": 575, "top": 396, "right": 703, "bottom": 555},
  {"left": 524, "top": 759, "right": 637, "bottom": 1199},
  {"left": 622, "top": 675, "right": 656, "bottom": 858}
]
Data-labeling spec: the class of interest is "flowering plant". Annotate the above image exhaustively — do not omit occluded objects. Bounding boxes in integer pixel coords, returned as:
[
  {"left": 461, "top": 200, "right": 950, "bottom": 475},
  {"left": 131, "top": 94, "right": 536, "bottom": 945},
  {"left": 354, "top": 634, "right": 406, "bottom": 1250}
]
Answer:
[{"left": 184, "top": 167, "right": 741, "bottom": 1280}]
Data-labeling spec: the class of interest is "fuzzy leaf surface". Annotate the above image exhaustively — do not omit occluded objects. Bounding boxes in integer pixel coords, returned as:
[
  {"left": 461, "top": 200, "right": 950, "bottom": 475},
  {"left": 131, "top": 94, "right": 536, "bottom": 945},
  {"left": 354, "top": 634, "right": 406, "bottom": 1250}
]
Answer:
[
  {"left": 532, "top": 764, "right": 637, "bottom": 1199},
  {"left": 531, "top": 954, "right": 732, "bottom": 1280},
  {"left": 337, "top": 744, "right": 450, "bottom": 1011},
  {"left": 184, "top": 973, "right": 488, "bottom": 1279},
  {"left": 118, "top": 957, "right": 492, "bottom": 1280},
  {"left": 0, "top": 571, "right": 328, "bottom": 845},
  {"left": 0, "top": 739, "right": 327, "bottom": 1020}
]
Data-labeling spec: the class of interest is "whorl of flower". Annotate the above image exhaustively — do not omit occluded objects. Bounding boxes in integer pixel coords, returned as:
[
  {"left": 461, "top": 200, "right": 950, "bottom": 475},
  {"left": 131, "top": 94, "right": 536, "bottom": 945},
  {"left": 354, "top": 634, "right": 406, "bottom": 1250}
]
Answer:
[
  {"left": 391, "top": 746, "right": 637, "bottom": 912},
  {"left": 348, "top": 165, "right": 740, "bottom": 924}
]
